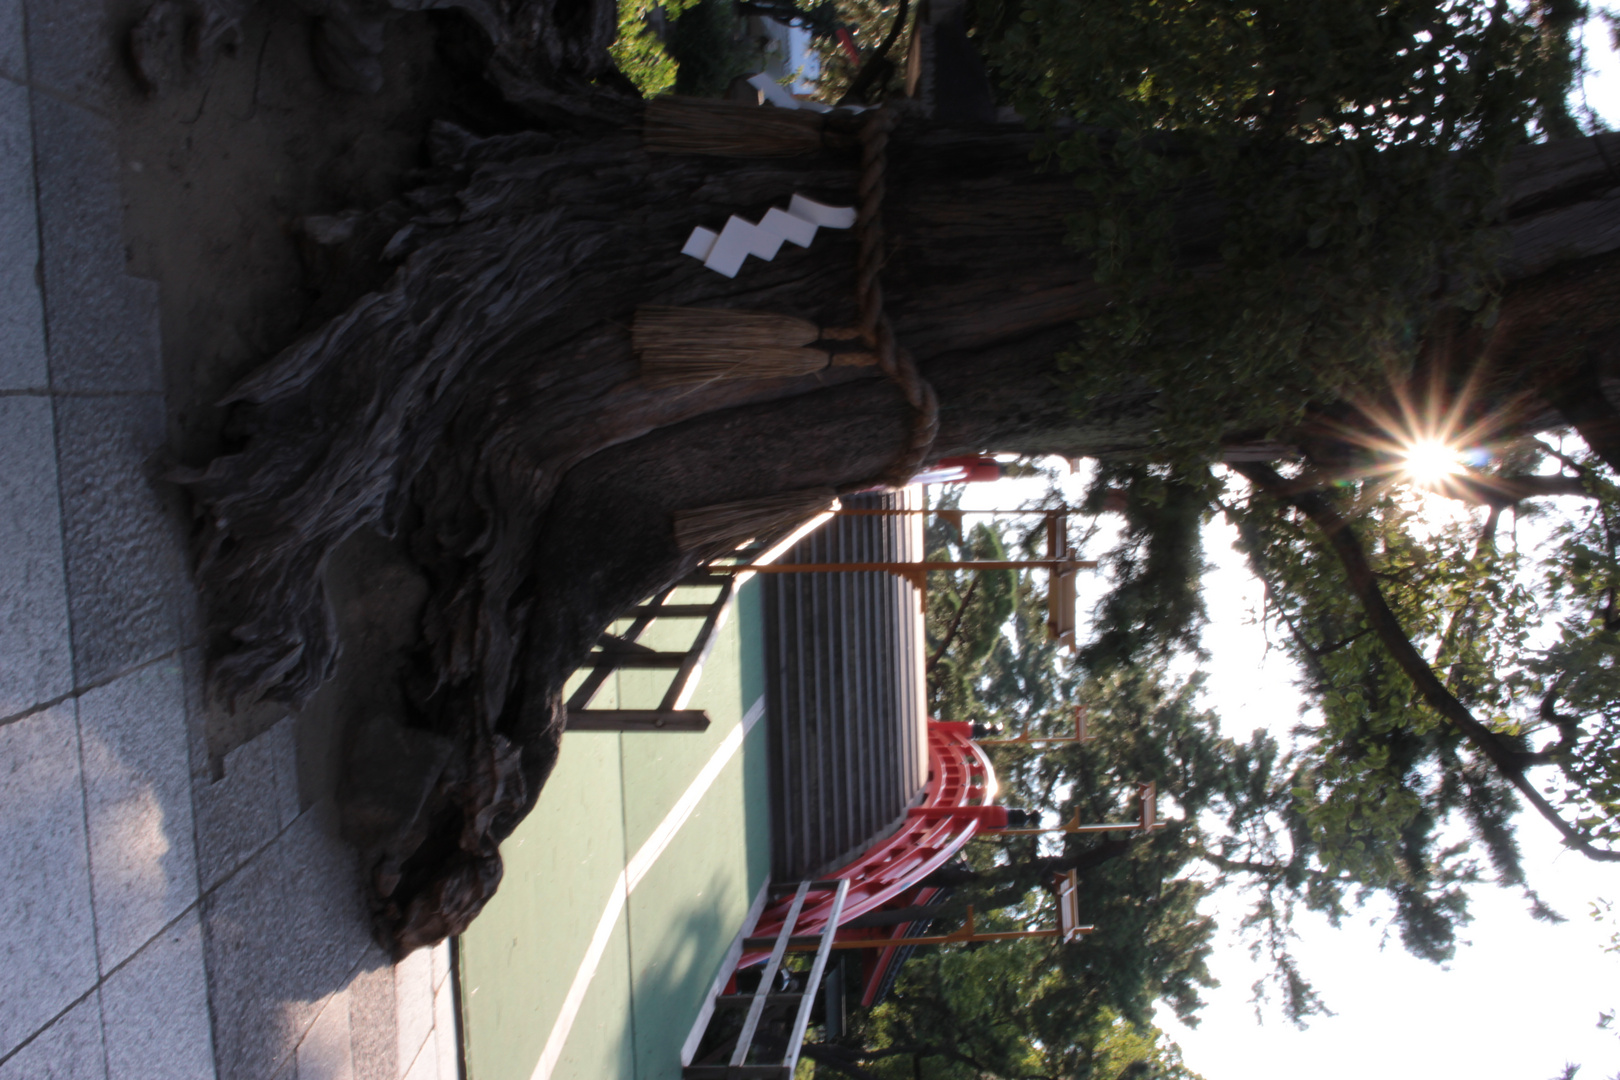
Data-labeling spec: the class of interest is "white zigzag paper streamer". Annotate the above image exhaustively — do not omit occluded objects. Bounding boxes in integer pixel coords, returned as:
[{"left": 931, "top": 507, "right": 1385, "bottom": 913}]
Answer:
[
  {"left": 682, "top": 194, "right": 858, "bottom": 279},
  {"left": 744, "top": 72, "right": 869, "bottom": 114}
]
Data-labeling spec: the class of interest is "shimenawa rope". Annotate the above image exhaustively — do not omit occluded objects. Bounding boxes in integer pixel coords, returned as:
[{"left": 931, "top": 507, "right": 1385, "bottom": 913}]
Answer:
[{"left": 665, "top": 103, "right": 941, "bottom": 551}]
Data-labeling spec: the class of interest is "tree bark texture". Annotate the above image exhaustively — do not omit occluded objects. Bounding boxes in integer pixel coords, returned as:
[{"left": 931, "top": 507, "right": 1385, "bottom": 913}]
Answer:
[
  {"left": 181, "top": 101, "right": 1620, "bottom": 950},
  {"left": 133, "top": 0, "right": 635, "bottom": 111}
]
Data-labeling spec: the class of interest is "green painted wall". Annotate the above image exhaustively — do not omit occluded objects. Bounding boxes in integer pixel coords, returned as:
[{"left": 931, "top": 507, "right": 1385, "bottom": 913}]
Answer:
[{"left": 459, "top": 579, "right": 771, "bottom": 1080}]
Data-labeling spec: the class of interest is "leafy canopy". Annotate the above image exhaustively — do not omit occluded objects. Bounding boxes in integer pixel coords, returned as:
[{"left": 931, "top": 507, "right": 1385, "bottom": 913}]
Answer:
[{"left": 972, "top": 0, "right": 1576, "bottom": 457}]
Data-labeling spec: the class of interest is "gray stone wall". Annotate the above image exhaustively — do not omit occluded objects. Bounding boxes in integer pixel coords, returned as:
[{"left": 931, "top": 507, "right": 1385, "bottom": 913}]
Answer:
[{"left": 0, "top": 4, "right": 460, "bottom": 1078}]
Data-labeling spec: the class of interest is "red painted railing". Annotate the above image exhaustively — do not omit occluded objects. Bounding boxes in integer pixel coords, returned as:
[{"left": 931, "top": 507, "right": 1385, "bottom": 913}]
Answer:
[{"left": 738, "top": 721, "right": 1000, "bottom": 971}]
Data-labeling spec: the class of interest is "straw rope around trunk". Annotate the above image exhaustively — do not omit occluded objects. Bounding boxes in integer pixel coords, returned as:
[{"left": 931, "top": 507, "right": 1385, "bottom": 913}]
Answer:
[
  {"left": 653, "top": 103, "right": 941, "bottom": 551},
  {"left": 642, "top": 96, "right": 862, "bottom": 157},
  {"left": 633, "top": 306, "right": 877, "bottom": 387},
  {"left": 850, "top": 106, "right": 940, "bottom": 491},
  {"left": 672, "top": 487, "right": 841, "bottom": 553}
]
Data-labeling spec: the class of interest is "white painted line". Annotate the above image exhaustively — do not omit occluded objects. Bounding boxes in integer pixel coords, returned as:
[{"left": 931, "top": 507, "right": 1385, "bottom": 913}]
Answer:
[
  {"left": 531, "top": 696, "right": 768, "bottom": 1080},
  {"left": 627, "top": 698, "right": 762, "bottom": 889}
]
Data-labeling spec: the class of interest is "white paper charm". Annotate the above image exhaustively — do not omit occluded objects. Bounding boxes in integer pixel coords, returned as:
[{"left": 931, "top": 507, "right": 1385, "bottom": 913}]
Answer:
[
  {"left": 747, "top": 72, "right": 801, "bottom": 109},
  {"left": 681, "top": 193, "right": 859, "bottom": 278},
  {"left": 760, "top": 207, "right": 818, "bottom": 248},
  {"left": 681, "top": 226, "right": 720, "bottom": 260},
  {"left": 789, "top": 194, "right": 857, "bottom": 230},
  {"left": 703, "top": 217, "right": 758, "bottom": 277}
]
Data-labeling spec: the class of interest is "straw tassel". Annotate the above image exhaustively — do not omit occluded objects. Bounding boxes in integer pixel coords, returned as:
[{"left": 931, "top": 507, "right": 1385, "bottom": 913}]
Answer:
[
  {"left": 673, "top": 488, "right": 840, "bottom": 553},
  {"left": 634, "top": 306, "right": 876, "bottom": 388},
  {"left": 644, "top": 97, "right": 855, "bottom": 157}
]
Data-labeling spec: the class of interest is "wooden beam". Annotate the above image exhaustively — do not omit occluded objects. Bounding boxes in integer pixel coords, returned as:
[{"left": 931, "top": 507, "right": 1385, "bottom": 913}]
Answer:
[
  {"left": 583, "top": 651, "right": 690, "bottom": 668},
  {"left": 628, "top": 604, "right": 716, "bottom": 617},
  {"left": 565, "top": 710, "right": 711, "bottom": 732}
]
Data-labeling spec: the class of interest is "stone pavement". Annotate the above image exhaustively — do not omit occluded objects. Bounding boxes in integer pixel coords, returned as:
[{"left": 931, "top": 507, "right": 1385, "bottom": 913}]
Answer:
[{"left": 0, "top": 3, "right": 461, "bottom": 1078}]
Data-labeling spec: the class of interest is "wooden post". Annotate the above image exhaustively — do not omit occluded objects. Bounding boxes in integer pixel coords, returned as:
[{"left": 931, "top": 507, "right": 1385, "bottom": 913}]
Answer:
[
  {"left": 565, "top": 711, "right": 711, "bottom": 732},
  {"left": 978, "top": 705, "right": 1091, "bottom": 746}
]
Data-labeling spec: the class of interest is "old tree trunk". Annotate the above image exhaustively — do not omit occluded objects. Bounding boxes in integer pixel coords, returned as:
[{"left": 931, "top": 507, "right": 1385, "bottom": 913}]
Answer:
[{"left": 182, "top": 64, "right": 1620, "bottom": 949}]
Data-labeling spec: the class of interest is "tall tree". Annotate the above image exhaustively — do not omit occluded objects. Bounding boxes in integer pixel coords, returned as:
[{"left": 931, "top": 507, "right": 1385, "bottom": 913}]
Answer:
[
  {"left": 905, "top": 508, "right": 1328, "bottom": 1021},
  {"left": 172, "top": 0, "right": 1620, "bottom": 948},
  {"left": 807, "top": 524, "right": 1306, "bottom": 1074},
  {"left": 814, "top": 943, "right": 1210, "bottom": 1079}
]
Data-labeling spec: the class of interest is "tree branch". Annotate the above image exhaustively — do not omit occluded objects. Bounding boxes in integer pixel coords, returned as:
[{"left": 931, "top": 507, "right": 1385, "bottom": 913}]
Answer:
[
  {"left": 919, "top": 836, "right": 1134, "bottom": 887},
  {"left": 1517, "top": 678, "right": 1583, "bottom": 766},
  {"left": 927, "top": 574, "right": 980, "bottom": 672},
  {"left": 1446, "top": 472, "right": 1593, "bottom": 506},
  {"left": 1199, "top": 849, "right": 1293, "bottom": 879},
  {"left": 837, "top": 0, "right": 910, "bottom": 104},
  {"left": 800, "top": 1044, "right": 891, "bottom": 1080},
  {"left": 1215, "top": 496, "right": 1336, "bottom": 687},
  {"left": 1232, "top": 462, "right": 1620, "bottom": 862},
  {"left": 1543, "top": 356, "right": 1620, "bottom": 475}
]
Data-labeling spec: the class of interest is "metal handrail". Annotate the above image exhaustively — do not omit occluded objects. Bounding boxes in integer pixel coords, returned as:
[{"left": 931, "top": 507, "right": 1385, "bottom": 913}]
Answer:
[{"left": 685, "top": 879, "right": 851, "bottom": 1080}]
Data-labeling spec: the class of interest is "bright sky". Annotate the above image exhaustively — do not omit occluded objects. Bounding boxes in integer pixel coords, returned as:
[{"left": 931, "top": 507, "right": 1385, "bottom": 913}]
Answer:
[
  {"left": 1581, "top": 15, "right": 1620, "bottom": 130},
  {"left": 947, "top": 448, "right": 1620, "bottom": 1078},
  {"left": 1172, "top": 32, "right": 1620, "bottom": 1077},
  {"left": 1163, "top": 521, "right": 1620, "bottom": 1080}
]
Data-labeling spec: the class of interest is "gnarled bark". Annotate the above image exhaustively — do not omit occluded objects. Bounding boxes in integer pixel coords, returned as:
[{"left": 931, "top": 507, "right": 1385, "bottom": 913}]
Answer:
[{"left": 182, "top": 81, "right": 1620, "bottom": 949}]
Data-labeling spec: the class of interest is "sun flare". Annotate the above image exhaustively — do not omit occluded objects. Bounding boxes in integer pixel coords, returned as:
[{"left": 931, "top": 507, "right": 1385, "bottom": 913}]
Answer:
[{"left": 1400, "top": 438, "right": 1465, "bottom": 485}]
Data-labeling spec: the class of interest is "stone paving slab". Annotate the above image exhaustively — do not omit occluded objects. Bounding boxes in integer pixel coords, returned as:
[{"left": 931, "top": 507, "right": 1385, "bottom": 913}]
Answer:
[
  {"left": 30, "top": 91, "right": 162, "bottom": 395},
  {"left": 396, "top": 946, "right": 437, "bottom": 1077},
  {"left": 0, "top": 76, "right": 47, "bottom": 389},
  {"left": 0, "top": 5, "right": 469, "bottom": 1079},
  {"left": 99, "top": 909, "right": 216, "bottom": 1080},
  {"left": 0, "top": 394, "right": 73, "bottom": 716},
  {"left": 0, "top": 991, "right": 106, "bottom": 1080},
  {"left": 54, "top": 392, "right": 185, "bottom": 686},
  {"left": 0, "top": 0, "right": 25, "bottom": 81},
  {"left": 20, "top": 0, "right": 117, "bottom": 113},
  {"left": 432, "top": 969, "right": 458, "bottom": 1080},
  {"left": 349, "top": 950, "right": 402, "bottom": 1080},
  {"left": 202, "top": 800, "right": 374, "bottom": 1080},
  {"left": 194, "top": 714, "right": 301, "bottom": 892},
  {"left": 78, "top": 657, "right": 199, "bottom": 972},
  {"left": 298, "top": 987, "right": 357, "bottom": 1080},
  {"left": 0, "top": 701, "right": 99, "bottom": 1058}
]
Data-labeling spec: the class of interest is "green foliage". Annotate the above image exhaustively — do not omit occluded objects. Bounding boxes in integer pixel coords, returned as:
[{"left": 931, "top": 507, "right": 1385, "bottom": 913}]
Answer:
[
  {"left": 1216, "top": 433, "right": 1620, "bottom": 954},
  {"left": 666, "top": 0, "right": 767, "bottom": 97},
  {"left": 925, "top": 495, "right": 1022, "bottom": 720},
  {"left": 803, "top": 0, "right": 913, "bottom": 103},
  {"left": 1591, "top": 896, "right": 1620, "bottom": 953},
  {"left": 792, "top": 0, "right": 1613, "bottom": 1065},
  {"left": 1232, "top": 494, "right": 1521, "bottom": 956},
  {"left": 845, "top": 940, "right": 1209, "bottom": 1078},
  {"left": 970, "top": 0, "right": 1576, "bottom": 459},
  {"left": 1530, "top": 452, "right": 1620, "bottom": 843},
  {"left": 1078, "top": 463, "right": 1212, "bottom": 673},
  {"left": 611, "top": 0, "right": 700, "bottom": 97},
  {"left": 911, "top": 502, "right": 1330, "bottom": 1028},
  {"left": 908, "top": 453, "right": 1620, "bottom": 1047}
]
